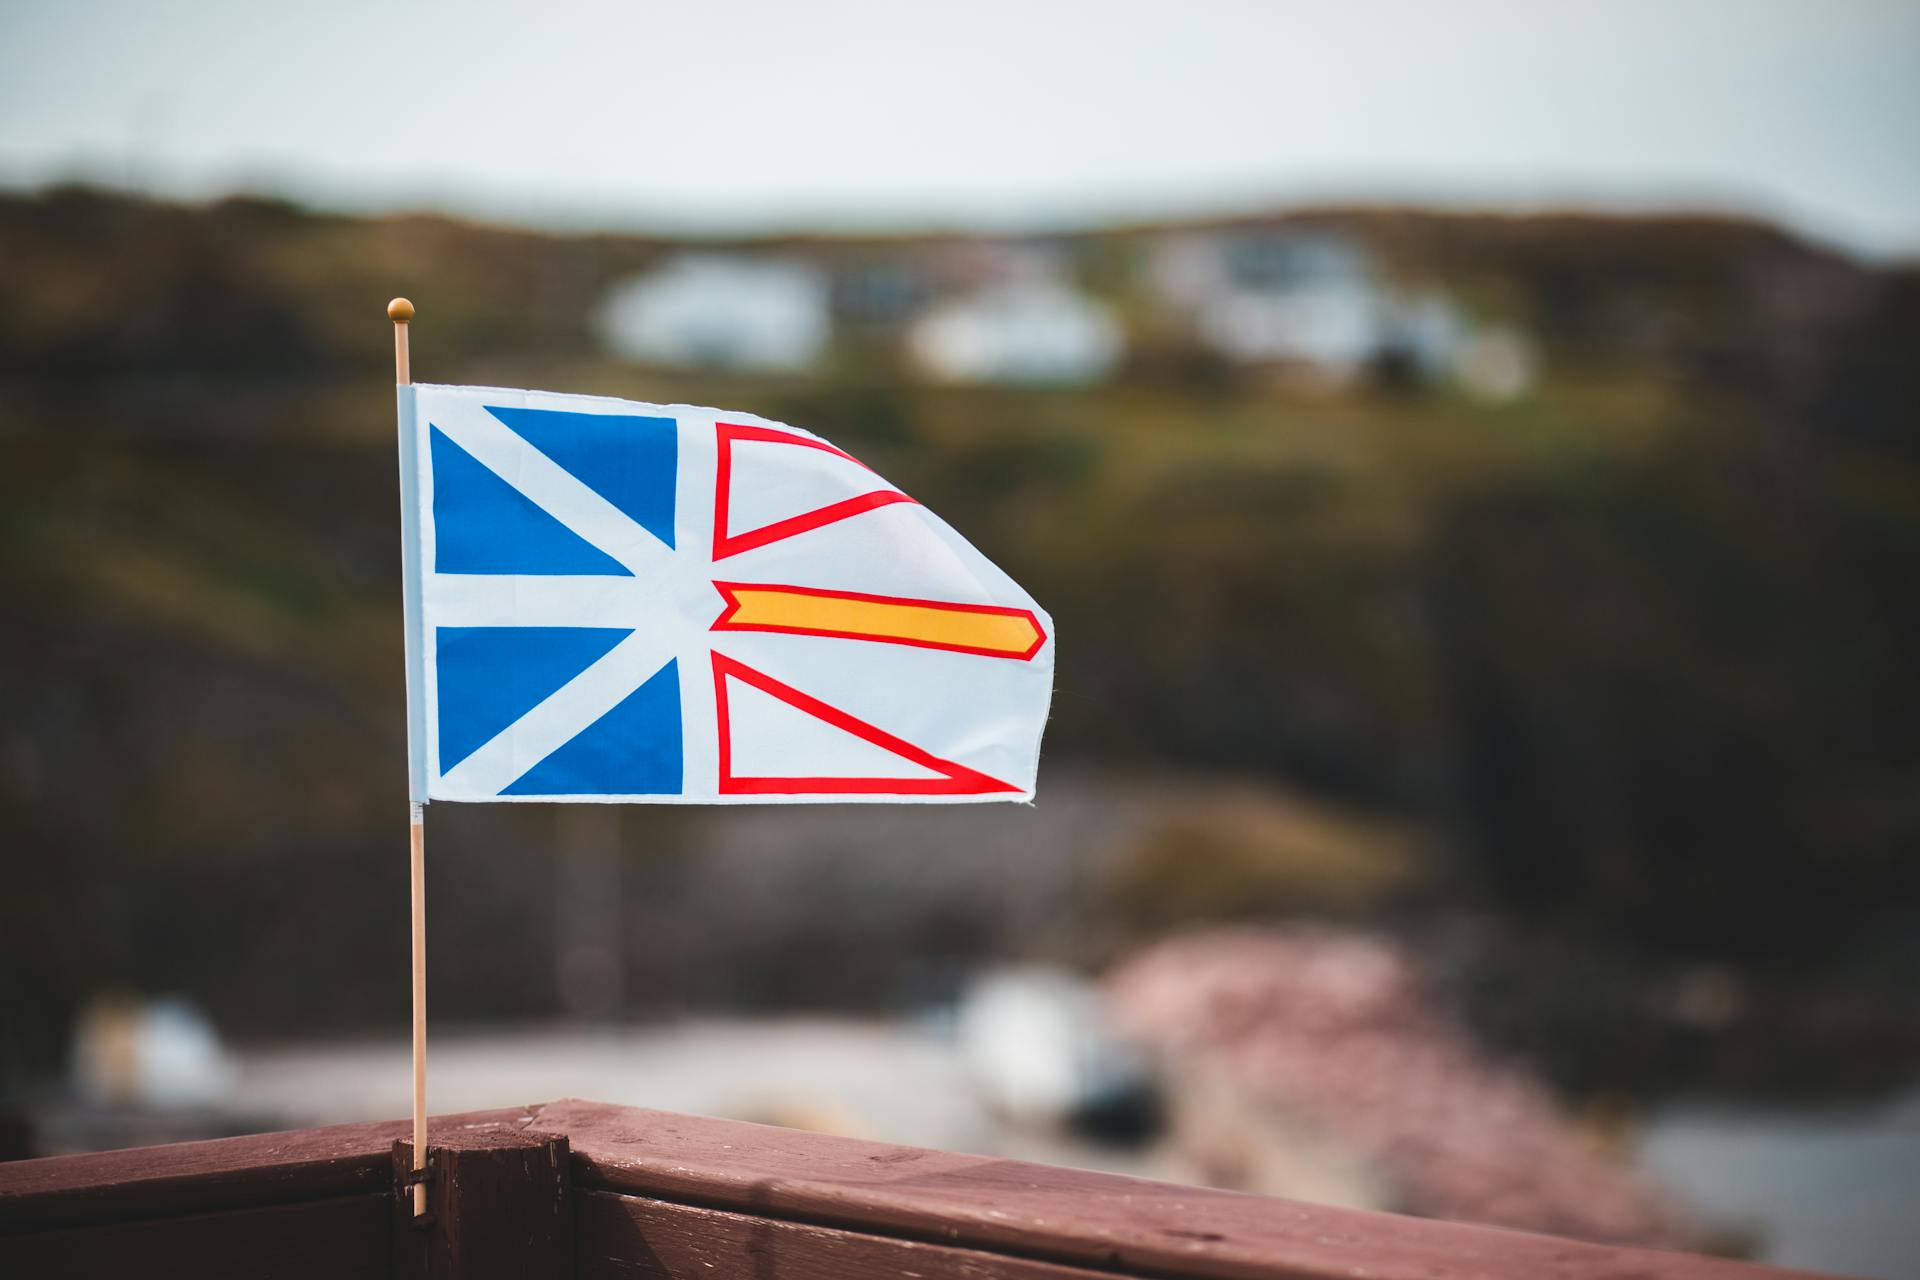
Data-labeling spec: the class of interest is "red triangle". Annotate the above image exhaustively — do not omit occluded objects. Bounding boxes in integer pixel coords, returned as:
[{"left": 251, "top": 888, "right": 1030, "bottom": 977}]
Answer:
[
  {"left": 711, "top": 422, "right": 914, "bottom": 561},
  {"left": 711, "top": 652, "right": 1018, "bottom": 795}
]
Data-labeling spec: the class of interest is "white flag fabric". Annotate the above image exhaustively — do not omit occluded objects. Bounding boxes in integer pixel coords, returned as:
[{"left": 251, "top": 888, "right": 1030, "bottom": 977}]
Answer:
[{"left": 396, "top": 384, "right": 1054, "bottom": 804}]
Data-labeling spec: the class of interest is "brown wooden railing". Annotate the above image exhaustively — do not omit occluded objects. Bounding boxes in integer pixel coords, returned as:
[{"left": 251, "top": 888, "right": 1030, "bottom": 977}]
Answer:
[{"left": 0, "top": 1098, "right": 1841, "bottom": 1279}]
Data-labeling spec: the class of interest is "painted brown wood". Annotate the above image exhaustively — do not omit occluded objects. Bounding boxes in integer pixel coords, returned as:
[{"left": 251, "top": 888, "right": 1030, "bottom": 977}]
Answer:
[
  {"left": 392, "top": 1129, "right": 572, "bottom": 1280},
  {"left": 576, "top": 1188, "right": 1153, "bottom": 1280},
  {"left": 0, "top": 1105, "right": 535, "bottom": 1233},
  {"left": 0, "top": 1192, "right": 390, "bottom": 1278},
  {"left": 537, "top": 1099, "right": 1841, "bottom": 1280},
  {"left": 0, "top": 1099, "right": 1846, "bottom": 1280}
]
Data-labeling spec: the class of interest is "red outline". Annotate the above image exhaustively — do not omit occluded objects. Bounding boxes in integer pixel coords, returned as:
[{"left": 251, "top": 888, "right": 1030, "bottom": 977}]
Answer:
[
  {"left": 712, "top": 582, "right": 1047, "bottom": 661},
  {"left": 712, "top": 651, "right": 1021, "bottom": 795},
  {"left": 712, "top": 422, "right": 915, "bottom": 561}
]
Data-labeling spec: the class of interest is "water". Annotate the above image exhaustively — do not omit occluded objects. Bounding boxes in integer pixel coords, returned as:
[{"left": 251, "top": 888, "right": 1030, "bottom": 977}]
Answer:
[{"left": 1638, "top": 1089, "right": 1920, "bottom": 1278}]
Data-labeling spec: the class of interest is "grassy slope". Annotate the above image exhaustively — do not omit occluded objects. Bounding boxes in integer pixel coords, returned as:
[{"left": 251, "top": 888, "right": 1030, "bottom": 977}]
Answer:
[{"left": 1, "top": 190, "right": 1916, "bottom": 1071}]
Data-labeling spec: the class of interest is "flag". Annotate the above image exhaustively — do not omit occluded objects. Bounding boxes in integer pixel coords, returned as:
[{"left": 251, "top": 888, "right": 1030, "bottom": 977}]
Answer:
[{"left": 396, "top": 384, "right": 1054, "bottom": 804}]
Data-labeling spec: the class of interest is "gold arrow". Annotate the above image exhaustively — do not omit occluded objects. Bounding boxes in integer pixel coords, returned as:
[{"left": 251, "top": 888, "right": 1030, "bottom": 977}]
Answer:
[{"left": 712, "top": 582, "right": 1047, "bottom": 660}]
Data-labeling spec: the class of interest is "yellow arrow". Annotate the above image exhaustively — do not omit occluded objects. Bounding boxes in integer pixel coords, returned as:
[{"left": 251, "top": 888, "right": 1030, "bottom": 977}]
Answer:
[{"left": 712, "top": 582, "right": 1047, "bottom": 660}]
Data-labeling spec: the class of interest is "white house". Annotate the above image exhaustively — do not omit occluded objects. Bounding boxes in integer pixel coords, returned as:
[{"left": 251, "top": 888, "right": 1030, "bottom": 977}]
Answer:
[
  {"left": 1152, "top": 231, "right": 1512, "bottom": 391},
  {"left": 908, "top": 279, "right": 1123, "bottom": 386},
  {"left": 596, "top": 254, "right": 830, "bottom": 372},
  {"left": 1154, "top": 232, "right": 1391, "bottom": 381}
]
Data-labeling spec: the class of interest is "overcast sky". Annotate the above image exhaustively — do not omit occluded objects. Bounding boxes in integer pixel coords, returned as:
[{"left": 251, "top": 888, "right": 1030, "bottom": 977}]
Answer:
[{"left": 2, "top": 0, "right": 1916, "bottom": 257}]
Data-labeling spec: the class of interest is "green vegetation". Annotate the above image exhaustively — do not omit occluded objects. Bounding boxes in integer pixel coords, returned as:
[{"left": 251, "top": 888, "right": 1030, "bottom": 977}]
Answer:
[{"left": 2, "top": 189, "right": 1916, "bottom": 1078}]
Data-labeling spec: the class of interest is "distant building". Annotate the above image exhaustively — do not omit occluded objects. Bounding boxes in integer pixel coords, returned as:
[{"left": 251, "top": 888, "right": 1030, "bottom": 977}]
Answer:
[
  {"left": 1149, "top": 231, "right": 1526, "bottom": 393},
  {"left": 597, "top": 254, "right": 829, "bottom": 372},
  {"left": 1155, "top": 232, "right": 1390, "bottom": 382},
  {"left": 830, "top": 259, "right": 928, "bottom": 331},
  {"left": 1382, "top": 292, "right": 1466, "bottom": 382},
  {"left": 908, "top": 279, "right": 1123, "bottom": 386}
]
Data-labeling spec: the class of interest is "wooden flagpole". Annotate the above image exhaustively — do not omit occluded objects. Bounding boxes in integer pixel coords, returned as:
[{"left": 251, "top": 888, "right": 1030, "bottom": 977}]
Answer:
[
  {"left": 408, "top": 806, "right": 425, "bottom": 1217},
  {"left": 389, "top": 296, "right": 427, "bottom": 1217}
]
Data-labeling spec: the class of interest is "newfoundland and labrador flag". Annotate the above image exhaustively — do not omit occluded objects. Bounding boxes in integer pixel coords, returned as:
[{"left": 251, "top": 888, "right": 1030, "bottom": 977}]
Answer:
[{"left": 395, "top": 384, "right": 1053, "bottom": 804}]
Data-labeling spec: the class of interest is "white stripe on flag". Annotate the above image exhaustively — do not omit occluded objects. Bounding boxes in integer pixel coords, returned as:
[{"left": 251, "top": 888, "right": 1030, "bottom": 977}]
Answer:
[
  {"left": 426, "top": 574, "right": 659, "bottom": 629},
  {"left": 435, "top": 628, "right": 679, "bottom": 796},
  {"left": 429, "top": 399, "right": 676, "bottom": 577}
]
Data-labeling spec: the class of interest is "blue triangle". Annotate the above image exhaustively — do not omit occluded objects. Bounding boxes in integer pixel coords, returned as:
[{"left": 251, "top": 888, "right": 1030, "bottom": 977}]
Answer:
[
  {"left": 486, "top": 406, "right": 677, "bottom": 550},
  {"left": 435, "top": 626, "right": 631, "bottom": 773},
  {"left": 430, "top": 425, "right": 633, "bottom": 575},
  {"left": 503, "top": 658, "right": 683, "bottom": 796}
]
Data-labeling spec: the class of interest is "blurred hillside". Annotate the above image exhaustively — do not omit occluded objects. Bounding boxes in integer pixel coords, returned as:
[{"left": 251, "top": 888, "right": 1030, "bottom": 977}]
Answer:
[{"left": 2, "top": 188, "right": 1917, "bottom": 1087}]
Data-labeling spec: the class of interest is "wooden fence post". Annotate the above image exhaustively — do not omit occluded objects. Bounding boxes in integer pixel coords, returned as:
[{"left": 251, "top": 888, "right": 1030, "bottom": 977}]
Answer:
[{"left": 392, "top": 1130, "right": 572, "bottom": 1279}]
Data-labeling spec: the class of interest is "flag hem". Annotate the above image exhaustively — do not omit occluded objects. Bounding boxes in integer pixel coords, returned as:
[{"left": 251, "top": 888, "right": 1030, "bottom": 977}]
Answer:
[{"left": 396, "top": 384, "right": 429, "bottom": 804}]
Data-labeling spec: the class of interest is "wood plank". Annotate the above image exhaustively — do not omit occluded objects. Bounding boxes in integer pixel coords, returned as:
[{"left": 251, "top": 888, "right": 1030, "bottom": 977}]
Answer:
[
  {"left": 536, "top": 1099, "right": 1839, "bottom": 1280},
  {"left": 576, "top": 1189, "right": 1125, "bottom": 1280},
  {"left": 391, "top": 1132, "right": 572, "bottom": 1279},
  {"left": 0, "top": 1099, "right": 1848, "bottom": 1280},
  {"left": 0, "top": 1193, "right": 390, "bottom": 1278},
  {"left": 0, "top": 1105, "right": 536, "bottom": 1232}
]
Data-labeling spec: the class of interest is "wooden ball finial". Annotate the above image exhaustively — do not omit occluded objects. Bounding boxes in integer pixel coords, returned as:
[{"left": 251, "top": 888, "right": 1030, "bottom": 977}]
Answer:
[{"left": 387, "top": 297, "right": 415, "bottom": 324}]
